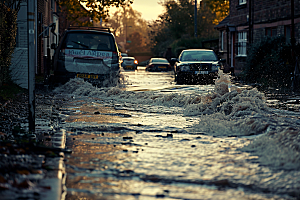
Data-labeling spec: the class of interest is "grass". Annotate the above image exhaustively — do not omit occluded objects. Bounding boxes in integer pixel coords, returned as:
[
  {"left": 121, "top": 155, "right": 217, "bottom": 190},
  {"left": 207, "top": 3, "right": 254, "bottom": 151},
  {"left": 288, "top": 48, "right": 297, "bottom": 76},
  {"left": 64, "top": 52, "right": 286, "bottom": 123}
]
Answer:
[{"left": 0, "top": 82, "right": 27, "bottom": 100}]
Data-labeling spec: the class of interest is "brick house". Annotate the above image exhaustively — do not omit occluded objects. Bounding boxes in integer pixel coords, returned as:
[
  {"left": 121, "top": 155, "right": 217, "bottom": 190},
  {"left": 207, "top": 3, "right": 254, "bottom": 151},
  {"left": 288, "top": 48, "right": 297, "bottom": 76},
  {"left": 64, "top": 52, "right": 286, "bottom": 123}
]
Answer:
[
  {"left": 10, "top": 0, "right": 59, "bottom": 89},
  {"left": 215, "top": 0, "right": 300, "bottom": 75}
]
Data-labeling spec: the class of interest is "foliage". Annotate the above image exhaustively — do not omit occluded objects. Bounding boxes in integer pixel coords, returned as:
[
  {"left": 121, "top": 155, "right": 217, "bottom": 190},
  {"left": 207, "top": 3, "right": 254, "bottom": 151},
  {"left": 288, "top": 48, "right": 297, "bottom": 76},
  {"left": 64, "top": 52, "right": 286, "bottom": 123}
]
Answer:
[
  {"left": 0, "top": 2, "right": 19, "bottom": 86},
  {"left": 0, "top": 0, "right": 22, "bottom": 10},
  {"left": 149, "top": 0, "right": 221, "bottom": 57},
  {"left": 104, "top": 5, "right": 150, "bottom": 53},
  {"left": 171, "top": 37, "right": 204, "bottom": 56},
  {"left": 59, "top": 0, "right": 92, "bottom": 27},
  {"left": 59, "top": 0, "right": 133, "bottom": 26},
  {"left": 0, "top": 82, "right": 26, "bottom": 100},
  {"left": 206, "top": 0, "right": 229, "bottom": 25},
  {"left": 241, "top": 36, "right": 295, "bottom": 88},
  {"left": 161, "top": 0, "right": 195, "bottom": 39}
]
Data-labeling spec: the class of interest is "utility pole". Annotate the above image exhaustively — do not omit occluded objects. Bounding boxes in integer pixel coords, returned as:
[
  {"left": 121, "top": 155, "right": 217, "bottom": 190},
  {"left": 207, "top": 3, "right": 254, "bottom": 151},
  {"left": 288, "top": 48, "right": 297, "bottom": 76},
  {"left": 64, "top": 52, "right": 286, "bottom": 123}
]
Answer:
[
  {"left": 291, "top": 0, "right": 295, "bottom": 51},
  {"left": 27, "top": 0, "right": 36, "bottom": 133},
  {"left": 291, "top": 0, "right": 299, "bottom": 91},
  {"left": 194, "top": 0, "right": 197, "bottom": 37}
]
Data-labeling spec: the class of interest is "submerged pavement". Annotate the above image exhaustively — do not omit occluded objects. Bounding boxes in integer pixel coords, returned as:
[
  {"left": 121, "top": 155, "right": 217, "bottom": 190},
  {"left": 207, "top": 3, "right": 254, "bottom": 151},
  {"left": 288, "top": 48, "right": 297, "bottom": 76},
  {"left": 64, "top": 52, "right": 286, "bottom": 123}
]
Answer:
[
  {"left": 0, "top": 90, "right": 69, "bottom": 200},
  {"left": 1, "top": 68, "right": 300, "bottom": 199},
  {"left": 52, "top": 72, "right": 300, "bottom": 199}
]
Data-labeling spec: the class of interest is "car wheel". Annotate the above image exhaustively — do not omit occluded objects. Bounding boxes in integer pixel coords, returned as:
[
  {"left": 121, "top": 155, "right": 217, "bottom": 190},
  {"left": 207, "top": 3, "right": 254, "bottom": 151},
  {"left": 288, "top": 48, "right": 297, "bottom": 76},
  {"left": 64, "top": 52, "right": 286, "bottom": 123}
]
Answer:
[{"left": 176, "top": 73, "right": 185, "bottom": 85}]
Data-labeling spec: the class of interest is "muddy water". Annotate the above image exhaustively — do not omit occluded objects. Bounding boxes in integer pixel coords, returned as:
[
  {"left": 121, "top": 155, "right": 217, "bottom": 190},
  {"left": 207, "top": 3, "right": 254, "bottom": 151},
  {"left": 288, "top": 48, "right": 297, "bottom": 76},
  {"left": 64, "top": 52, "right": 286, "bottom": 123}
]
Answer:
[{"left": 58, "top": 68, "right": 299, "bottom": 200}]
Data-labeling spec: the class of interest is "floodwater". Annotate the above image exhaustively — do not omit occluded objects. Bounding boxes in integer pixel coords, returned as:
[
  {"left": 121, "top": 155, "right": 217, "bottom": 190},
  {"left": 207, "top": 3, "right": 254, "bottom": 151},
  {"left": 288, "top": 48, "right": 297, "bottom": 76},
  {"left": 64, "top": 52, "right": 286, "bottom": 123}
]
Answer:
[{"left": 54, "top": 67, "right": 300, "bottom": 200}]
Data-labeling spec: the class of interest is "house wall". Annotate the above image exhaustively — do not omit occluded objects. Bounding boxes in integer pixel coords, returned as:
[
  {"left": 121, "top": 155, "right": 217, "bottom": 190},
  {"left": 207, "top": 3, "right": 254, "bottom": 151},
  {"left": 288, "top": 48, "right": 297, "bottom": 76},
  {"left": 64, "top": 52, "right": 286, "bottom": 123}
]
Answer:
[
  {"left": 218, "top": 30, "right": 229, "bottom": 57},
  {"left": 10, "top": 2, "right": 28, "bottom": 89},
  {"left": 228, "top": 0, "right": 300, "bottom": 75},
  {"left": 10, "top": 0, "right": 59, "bottom": 88}
]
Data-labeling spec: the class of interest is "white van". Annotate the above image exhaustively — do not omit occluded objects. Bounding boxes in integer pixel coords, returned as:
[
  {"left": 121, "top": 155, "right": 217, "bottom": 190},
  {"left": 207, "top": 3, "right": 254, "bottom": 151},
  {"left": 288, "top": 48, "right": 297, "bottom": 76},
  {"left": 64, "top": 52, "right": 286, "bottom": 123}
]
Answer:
[{"left": 52, "top": 27, "right": 121, "bottom": 87}]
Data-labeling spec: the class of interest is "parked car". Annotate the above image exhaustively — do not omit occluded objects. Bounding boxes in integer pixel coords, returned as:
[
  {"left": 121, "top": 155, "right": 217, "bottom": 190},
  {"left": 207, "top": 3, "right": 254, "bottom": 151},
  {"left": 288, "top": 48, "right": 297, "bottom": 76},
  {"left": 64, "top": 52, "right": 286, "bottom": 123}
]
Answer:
[
  {"left": 121, "top": 52, "right": 128, "bottom": 57},
  {"left": 51, "top": 26, "right": 120, "bottom": 87},
  {"left": 173, "top": 49, "right": 222, "bottom": 84},
  {"left": 145, "top": 58, "right": 172, "bottom": 72},
  {"left": 121, "top": 57, "right": 138, "bottom": 70}
]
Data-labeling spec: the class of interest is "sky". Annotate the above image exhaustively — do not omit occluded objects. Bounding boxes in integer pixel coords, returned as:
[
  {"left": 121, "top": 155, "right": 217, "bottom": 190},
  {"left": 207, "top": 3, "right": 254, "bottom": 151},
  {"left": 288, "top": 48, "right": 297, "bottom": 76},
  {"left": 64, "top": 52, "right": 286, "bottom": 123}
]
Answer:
[{"left": 131, "top": 0, "right": 165, "bottom": 21}]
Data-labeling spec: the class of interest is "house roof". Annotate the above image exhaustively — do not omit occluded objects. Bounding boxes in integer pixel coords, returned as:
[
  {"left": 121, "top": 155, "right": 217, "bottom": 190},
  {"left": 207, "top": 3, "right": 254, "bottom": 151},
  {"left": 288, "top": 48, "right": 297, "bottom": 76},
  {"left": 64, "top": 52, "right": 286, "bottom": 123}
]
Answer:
[{"left": 214, "top": 15, "right": 234, "bottom": 29}]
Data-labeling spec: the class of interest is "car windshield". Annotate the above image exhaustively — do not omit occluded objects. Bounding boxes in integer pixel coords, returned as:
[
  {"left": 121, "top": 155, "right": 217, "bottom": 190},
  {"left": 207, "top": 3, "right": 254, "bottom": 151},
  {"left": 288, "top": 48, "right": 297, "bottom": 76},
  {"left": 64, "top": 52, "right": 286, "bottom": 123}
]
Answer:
[
  {"left": 63, "top": 32, "right": 116, "bottom": 51},
  {"left": 151, "top": 59, "right": 169, "bottom": 63},
  {"left": 180, "top": 51, "right": 218, "bottom": 61}
]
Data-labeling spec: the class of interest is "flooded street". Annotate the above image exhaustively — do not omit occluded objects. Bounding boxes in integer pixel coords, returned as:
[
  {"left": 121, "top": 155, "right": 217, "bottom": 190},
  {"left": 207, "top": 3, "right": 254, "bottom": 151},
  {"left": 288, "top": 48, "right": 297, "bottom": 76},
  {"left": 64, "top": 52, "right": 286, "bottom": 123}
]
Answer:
[{"left": 54, "top": 67, "right": 300, "bottom": 200}]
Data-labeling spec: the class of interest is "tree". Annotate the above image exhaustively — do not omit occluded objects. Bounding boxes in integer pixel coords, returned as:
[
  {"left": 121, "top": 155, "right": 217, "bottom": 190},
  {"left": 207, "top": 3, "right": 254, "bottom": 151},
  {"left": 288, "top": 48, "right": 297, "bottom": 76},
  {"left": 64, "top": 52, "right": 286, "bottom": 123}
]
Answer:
[
  {"left": 104, "top": 5, "right": 151, "bottom": 53},
  {"left": 206, "top": 0, "right": 229, "bottom": 25},
  {"left": 149, "top": 0, "right": 222, "bottom": 56},
  {"left": 59, "top": 0, "right": 134, "bottom": 26},
  {"left": 161, "top": 0, "right": 194, "bottom": 39},
  {"left": 0, "top": 0, "right": 22, "bottom": 86}
]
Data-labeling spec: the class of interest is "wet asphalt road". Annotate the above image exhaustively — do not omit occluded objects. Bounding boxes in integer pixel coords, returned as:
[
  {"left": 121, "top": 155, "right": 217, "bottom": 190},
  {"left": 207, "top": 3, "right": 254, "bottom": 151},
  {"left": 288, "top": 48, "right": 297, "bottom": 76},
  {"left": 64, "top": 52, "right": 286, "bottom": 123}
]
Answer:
[{"left": 61, "top": 67, "right": 300, "bottom": 200}]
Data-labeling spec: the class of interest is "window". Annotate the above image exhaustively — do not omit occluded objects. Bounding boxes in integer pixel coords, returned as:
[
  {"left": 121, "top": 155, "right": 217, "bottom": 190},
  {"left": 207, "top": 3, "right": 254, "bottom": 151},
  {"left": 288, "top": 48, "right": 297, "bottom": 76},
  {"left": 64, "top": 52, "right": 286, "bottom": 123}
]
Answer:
[
  {"left": 285, "top": 25, "right": 291, "bottom": 44},
  {"left": 239, "top": 0, "right": 246, "bottom": 5},
  {"left": 265, "top": 27, "right": 277, "bottom": 37},
  {"left": 237, "top": 32, "right": 247, "bottom": 56},
  {"left": 221, "top": 31, "right": 224, "bottom": 51}
]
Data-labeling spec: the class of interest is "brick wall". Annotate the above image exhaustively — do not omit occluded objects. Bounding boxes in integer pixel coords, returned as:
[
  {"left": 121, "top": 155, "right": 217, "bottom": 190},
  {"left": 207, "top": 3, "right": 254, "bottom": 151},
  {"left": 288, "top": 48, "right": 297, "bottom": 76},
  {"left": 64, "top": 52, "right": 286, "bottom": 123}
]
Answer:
[
  {"left": 229, "top": 0, "right": 300, "bottom": 75},
  {"left": 230, "top": 0, "right": 248, "bottom": 26},
  {"left": 253, "top": 0, "right": 295, "bottom": 24},
  {"left": 230, "top": 0, "right": 300, "bottom": 27}
]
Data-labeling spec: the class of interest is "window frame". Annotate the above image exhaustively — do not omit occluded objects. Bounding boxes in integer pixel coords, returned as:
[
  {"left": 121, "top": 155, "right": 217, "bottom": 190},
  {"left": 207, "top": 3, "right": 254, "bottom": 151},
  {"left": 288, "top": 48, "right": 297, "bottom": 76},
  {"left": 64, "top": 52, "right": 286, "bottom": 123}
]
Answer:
[
  {"left": 265, "top": 27, "right": 277, "bottom": 37},
  {"left": 237, "top": 32, "right": 247, "bottom": 56},
  {"left": 221, "top": 31, "right": 224, "bottom": 51},
  {"left": 239, "top": 0, "right": 247, "bottom": 5},
  {"left": 285, "top": 25, "right": 291, "bottom": 44}
]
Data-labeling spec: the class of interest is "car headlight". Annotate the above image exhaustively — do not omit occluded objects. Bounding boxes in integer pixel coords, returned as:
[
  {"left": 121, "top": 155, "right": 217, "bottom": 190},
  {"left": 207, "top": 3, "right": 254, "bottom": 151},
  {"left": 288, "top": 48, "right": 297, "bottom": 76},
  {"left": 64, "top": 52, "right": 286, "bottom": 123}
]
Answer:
[
  {"left": 212, "top": 64, "right": 219, "bottom": 71},
  {"left": 180, "top": 65, "right": 190, "bottom": 71}
]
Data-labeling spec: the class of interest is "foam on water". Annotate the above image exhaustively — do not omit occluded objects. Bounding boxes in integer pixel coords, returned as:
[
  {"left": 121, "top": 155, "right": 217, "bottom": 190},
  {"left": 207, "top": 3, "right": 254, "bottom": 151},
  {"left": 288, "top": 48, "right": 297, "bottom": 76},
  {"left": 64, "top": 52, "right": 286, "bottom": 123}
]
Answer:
[{"left": 53, "top": 70, "right": 300, "bottom": 170}]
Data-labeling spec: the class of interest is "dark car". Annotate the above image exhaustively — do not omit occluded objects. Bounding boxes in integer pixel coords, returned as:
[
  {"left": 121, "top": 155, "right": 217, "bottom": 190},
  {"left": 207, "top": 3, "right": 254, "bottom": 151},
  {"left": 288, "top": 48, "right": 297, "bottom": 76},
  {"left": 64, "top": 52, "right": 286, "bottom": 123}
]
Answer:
[
  {"left": 121, "top": 57, "right": 138, "bottom": 70},
  {"left": 145, "top": 58, "right": 172, "bottom": 72},
  {"left": 173, "top": 49, "right": 222, "bottom": 84},
  {"left": 52, "top": 26, "right": 120, "bottom": 87}
]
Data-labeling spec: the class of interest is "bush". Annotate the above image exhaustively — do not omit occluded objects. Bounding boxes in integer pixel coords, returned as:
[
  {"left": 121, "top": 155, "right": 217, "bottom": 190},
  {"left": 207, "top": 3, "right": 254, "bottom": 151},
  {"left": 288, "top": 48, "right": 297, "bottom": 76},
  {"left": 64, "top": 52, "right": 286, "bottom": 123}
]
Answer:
[
  {"left": 0, "top": 4, "right": 18, "bottom": 86},
  {"left": 241, "top": 36, "right": 296, "bottom": 88}
]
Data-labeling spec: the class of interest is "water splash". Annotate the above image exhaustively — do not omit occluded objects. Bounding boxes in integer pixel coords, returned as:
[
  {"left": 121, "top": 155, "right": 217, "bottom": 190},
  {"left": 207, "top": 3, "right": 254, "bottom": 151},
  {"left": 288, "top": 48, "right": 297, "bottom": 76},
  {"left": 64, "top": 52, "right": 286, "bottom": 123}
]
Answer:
[{"left": 53, "top": 70, "right": 300, "bottom": 170}]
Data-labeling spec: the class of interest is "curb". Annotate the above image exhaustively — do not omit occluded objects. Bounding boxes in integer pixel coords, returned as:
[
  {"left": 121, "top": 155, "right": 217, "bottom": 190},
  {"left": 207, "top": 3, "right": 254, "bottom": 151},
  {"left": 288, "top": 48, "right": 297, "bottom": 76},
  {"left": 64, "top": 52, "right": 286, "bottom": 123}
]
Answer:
[{"left": 41, "top": 129, "right": 67, "bottom": 200}]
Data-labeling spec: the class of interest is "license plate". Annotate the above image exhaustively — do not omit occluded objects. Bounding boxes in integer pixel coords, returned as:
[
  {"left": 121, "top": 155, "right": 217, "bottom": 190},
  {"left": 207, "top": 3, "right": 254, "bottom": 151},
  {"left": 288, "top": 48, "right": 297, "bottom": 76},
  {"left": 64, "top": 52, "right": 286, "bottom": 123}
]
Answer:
[
  {"left": 77, "top": 74, "right": 98, "bottom": 79},
  {"left": 195, "top": 71, "right": 208, "bottom": 75},
  {"left": 158, "top": 66, "right": 166, "bottom": 69},
  {"left": 126, "top": 66, "right": 134, "bottom": 69}
]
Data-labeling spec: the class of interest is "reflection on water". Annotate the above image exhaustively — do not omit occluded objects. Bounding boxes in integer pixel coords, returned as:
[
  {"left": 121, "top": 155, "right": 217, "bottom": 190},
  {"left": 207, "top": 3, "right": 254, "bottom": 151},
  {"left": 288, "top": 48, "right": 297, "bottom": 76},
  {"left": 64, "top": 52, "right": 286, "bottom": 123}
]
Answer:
[
  {"left": 63, "top": 100, "right": 297, "bottom": 200},
  {"left": 55, "top": 69, "right": 300, "bottom": 200},
  {"left": 65, "top": 128, "right": 296, "bottom": 200}
]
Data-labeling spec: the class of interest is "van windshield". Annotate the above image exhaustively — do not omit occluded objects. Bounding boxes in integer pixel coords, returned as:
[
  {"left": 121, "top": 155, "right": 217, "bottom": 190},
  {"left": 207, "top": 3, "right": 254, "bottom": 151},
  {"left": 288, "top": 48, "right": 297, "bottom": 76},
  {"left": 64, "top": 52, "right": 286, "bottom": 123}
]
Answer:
[{"left": 63, "top": 32, "right": 116, "bottom": 51}]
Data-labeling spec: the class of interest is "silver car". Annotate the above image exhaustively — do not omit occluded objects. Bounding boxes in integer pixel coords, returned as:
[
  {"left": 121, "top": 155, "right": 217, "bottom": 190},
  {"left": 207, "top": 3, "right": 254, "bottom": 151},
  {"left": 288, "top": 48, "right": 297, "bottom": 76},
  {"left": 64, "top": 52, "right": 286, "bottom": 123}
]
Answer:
[{"left": 121, "top": 57, "right": 138, "bottom": 70}]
